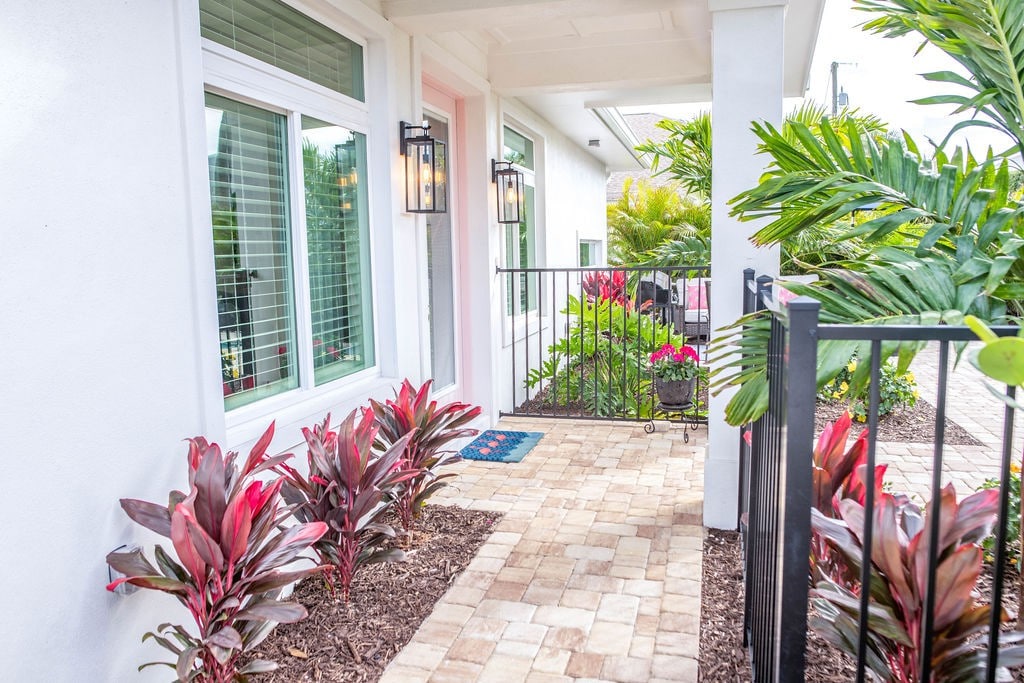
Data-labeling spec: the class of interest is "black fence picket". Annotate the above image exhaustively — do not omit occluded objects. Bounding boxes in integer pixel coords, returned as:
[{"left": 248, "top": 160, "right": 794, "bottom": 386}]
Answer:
[
  {"left": 495, "top": 264, "right": 710, "bottom": 423},
  {"left": 741, "top": 269, "right": 1020, "bottom": 683}
]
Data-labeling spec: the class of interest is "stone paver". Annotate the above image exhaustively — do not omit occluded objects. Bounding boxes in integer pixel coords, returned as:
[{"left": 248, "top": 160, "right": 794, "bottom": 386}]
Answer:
[
  {"left": 878, "top": 342, "right": 1021, "bottom": 500},
  {"left": 380, "top": 417, "right": 705, "bottom": 682}
]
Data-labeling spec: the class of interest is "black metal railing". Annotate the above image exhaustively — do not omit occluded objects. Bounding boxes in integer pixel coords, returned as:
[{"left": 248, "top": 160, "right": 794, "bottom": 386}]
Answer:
[
  {"left": 495, "top": 264, "right": 710, "bottom": 422},
  {"left": 740, "top": 269, "right": 1020, "bottom": 682}
]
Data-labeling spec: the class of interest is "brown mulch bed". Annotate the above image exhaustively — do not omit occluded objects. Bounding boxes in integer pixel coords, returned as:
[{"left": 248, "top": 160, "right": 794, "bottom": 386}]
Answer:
[
  {"left": 700, "top": 529, "right": 856, "bottom": 682},
  {"left": 815, "top": 398, "right": 983, "bottom": 447},
  {"left": 702, "top": 536, "right": 1024, "bottom": 681},
  {"left": 249, "top": 506, "right": 500, "bottom": 682},
  {"left": 518, "top": 377, "right": 710, "bottom": 419}
]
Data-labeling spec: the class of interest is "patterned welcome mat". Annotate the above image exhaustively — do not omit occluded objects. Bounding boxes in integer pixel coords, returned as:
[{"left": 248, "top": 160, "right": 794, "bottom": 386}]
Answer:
[{"left": 460, "top": 430, "right": 544, "bottom": 463}]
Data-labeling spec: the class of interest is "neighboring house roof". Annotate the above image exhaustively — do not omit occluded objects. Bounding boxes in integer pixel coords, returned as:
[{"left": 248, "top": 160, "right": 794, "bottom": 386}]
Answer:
[{"left": 607, "top": 112, "right": 680, "bottom": 202}]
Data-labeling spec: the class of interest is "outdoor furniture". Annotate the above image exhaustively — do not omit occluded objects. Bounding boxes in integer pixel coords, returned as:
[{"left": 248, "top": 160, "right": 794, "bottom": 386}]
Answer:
[{"left": 672, "top": 277, "right": 710, "bottom": 339}]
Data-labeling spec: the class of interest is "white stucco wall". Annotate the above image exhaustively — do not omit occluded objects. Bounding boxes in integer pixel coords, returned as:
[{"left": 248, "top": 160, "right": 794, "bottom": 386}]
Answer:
[
  {"left": 0, "top": 2, "right": 213, "bottom": 680},
  {"left": 0, "top": 1, "right": 612, "bottom": 678}
]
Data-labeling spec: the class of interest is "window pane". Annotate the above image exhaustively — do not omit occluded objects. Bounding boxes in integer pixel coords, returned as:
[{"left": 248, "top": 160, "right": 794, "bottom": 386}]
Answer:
[
  {"left": 302, "top": 116, "right": 374, "bottom": 384},
  {"left": 505, "top": 185, "right": 537, "bottom": 315},
  {"left": 205, "top": 93, "right": 298, "bottom": 410},
  {"left": 503, "top": 126, "right": 534, "bottom": 170},
  {"left": 200, "top": 0, "right": 364, "bottom": 101}
]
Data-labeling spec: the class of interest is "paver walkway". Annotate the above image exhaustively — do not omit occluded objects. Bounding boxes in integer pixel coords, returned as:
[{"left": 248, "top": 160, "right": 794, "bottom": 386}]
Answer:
[
  {"left": 380, "top": 416, "right": 706, "bottom": 683},
  {"left": 879, "top": 341, "right": 1021, "bottom": 499}
]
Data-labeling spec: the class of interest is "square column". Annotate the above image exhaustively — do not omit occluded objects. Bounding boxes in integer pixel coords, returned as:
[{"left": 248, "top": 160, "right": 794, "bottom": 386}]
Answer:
[{"left": 705, "top": 0, "right": 785, "bottom": 528}]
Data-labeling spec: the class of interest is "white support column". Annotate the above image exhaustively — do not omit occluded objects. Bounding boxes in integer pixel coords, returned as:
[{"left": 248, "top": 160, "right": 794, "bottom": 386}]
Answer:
[{"left": 705, "top": 0, "right": 785, "bottom": 529}]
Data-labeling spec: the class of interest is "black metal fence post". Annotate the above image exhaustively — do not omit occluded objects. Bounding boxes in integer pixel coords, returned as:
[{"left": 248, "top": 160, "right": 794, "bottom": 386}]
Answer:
[{"left": 776, "top": 296, "right": 819, "bottom": 681}]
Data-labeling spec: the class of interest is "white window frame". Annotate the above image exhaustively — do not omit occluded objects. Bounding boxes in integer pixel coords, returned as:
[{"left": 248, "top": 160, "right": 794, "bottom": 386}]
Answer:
[
  {"left": 500, "top": 121, "right": 550, "bottom": 346},
  {"left": 200, "top": 2, "right": 385, "bottom": 435},
  {"left": 578, "top": 238, "right": 602, "bottom": 267}
]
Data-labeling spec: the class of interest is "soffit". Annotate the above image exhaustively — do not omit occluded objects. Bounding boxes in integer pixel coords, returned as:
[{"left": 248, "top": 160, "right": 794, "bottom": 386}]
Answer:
[{"left": 383, "top": 0, "right": 824, "bottom": 171}]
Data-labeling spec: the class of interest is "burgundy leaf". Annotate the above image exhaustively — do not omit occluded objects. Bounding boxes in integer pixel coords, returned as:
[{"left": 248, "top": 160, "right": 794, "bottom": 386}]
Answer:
[
  {"left": 206, "top": 625, "right": 243, "bottom": 650},
  {"left": 234, "top": 599, "right": 307, "bottom": 623},
  {"left": 171, "top": 500, "right": 206, "bottom": 582},
  {"left": 120, "top": 498, "right": 172, "bottom": 538}
]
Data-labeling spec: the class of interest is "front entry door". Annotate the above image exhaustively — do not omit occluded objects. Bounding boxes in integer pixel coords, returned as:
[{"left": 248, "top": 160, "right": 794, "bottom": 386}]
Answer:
[{"left": 423, "top": 84, "right": 459, "bottom": 391}]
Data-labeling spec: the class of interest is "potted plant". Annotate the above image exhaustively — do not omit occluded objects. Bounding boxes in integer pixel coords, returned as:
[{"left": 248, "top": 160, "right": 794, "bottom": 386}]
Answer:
[{"left": 649, "top": 342, "right": 699, "bottom": 406}]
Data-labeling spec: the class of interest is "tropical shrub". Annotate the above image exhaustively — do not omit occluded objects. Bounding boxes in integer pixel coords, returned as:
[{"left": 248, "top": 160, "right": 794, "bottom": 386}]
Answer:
[
  {"left": 106, "top": 423, "right": 329, "bottom": 682},
  {"left": 277, "top": 409, "right": 415, "bottom": 600},
  {"left": 713, "top": 0, "right": 1024, "bottom": 425},
  {"left": 369, "top": 379, "right": 480, "bottom": 535},
  {"left": 977, "top": 466, "right": 1021, "bottom": 570},
  {"left": 818, "top": 356, "right": 919, "bottom": 422},
  {"left": 525, "top": 295, "right": 682, "bottom": 417},
  {"left": 810, "top": 483, "right": 1024, "bottom": 681}
]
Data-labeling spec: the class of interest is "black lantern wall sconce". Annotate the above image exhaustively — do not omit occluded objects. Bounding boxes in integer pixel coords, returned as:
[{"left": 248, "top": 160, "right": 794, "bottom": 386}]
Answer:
[
  {"left": 491, "top": 159, "right": 524, "bottom": 224},
  {"left": 400, "top": 120, "right": 447, "bottom": 213}
]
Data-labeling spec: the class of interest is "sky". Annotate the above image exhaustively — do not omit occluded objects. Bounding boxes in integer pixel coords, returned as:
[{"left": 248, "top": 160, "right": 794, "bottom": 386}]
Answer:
[{"left": 624, "top": 0, "right": 1015, "bottom": 158}]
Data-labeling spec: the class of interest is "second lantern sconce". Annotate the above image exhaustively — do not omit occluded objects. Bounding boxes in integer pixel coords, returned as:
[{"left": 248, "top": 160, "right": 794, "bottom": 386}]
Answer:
[{"left": 491, "top": 159, "right": 524, "bottom": 225}]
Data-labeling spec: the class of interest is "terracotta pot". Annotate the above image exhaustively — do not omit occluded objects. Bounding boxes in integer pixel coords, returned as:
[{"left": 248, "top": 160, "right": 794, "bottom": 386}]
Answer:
[{"left": 655, "top": 377, "right": 696, "bottom": 407}]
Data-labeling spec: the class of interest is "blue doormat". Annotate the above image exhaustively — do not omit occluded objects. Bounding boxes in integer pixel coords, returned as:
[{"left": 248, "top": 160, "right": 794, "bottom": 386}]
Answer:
[{"left": 460, "top": 430, "right": 544, "bottom": 463}]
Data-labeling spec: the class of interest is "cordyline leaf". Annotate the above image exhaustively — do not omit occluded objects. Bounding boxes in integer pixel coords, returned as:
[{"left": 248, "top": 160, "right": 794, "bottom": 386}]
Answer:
[
  {"left": 180, "top": 503, "right": 225, "bottom": 573},
  {"left": 207, "top": 626, "right": 243, "bottom": 651},
  {"left": 176, "top": 647, "right": 200, "bottom": 682},
  {"left": 245, "top": 566, "right": 332, "bottom": 594},
  {"left": 237, "top": 660, "right": 278, "bottom": 674},
  {"left": 106, "top": 547, "right": 159, "bottom": 580},
  {"left": 249, "top": 521, "right": 327, "bottom": 574},
  {"left": 933, "top": 545, "right": 983, "bottom": 632},
  {"left": 192, "top": 440, "right": 227, "bottom": 537},
  {"left": 170, "top": 498, "right": 206, "bottom": 583},
  {"left": 242, "top": 421, "right": 276, "bottom": 476},
  {"left": 108, "top": 574, "right": 189, "bottom": 594},
  {"left": 220, "top": 493, "right": 253, "bottom": 565},
  {"left": 120, "top": 498, "right": 172, "bottom": 538},
  {"left": 234, "top": 600, "right": 307, "bottom": 624}
]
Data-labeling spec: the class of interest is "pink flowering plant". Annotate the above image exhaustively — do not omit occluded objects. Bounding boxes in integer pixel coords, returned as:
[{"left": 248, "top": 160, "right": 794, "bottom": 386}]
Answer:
[{"left": 649, "top": 343, "right": 699, "bottom": 381}]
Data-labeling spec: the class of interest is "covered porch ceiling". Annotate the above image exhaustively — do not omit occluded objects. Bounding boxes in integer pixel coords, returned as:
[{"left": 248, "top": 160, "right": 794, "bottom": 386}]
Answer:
[{"left": 383, "top": 0, "right": 826, "bottom": 171}]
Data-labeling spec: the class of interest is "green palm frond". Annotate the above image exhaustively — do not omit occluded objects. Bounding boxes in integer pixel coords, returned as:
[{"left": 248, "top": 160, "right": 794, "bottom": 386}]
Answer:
[
  {"left": 856, "top": 0, "right": 1024, "bottom": 156},
  {"left": 636, "top": 113, "right": 713, "bottom": 197},
  {"left": 733, "top": 119, "right": 1024, "bottom": 266},
  {"left": 712, "top": 249, "right": 1009, "bottom": 425}
]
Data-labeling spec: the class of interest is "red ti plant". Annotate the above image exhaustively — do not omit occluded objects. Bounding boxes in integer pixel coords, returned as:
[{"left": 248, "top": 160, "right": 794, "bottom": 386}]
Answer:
[
  {"left": 810, "top": 412, "right": 883, "bottom": 584},
  {"left": 810, "top": 484, "right": 1024, "bottom": 681},
  {"left": 369, "top": 379, "right": 481, "bottom": 536},
  {"left": 582, "top": 271, "right": 633, "bottom": 311},
  {"left": 106, "top": 423, "right": 329, "bottom": 682},
  {"left": 277, "top": 408, "right": 416, "bottom": 600}
]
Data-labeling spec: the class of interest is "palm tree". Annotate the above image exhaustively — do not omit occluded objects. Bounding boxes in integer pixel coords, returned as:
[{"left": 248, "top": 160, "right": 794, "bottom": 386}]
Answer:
[
  {"left": 606, "top": 177, "right": 704, "bottom": 264},
  {"left": 713, "top": 0, "right": 1024, "bottom": 425},
  {"left": 628, "top": 102, "right": 884, "bottom": 274}
]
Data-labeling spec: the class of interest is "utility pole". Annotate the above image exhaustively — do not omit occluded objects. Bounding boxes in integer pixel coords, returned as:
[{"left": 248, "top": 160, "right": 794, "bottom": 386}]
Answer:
[
  {"left": 831, "top": 61, "right": 851, "bottom": 116},
  {"left": 831, "top": 60, "right": 839, "bottom": 116}
]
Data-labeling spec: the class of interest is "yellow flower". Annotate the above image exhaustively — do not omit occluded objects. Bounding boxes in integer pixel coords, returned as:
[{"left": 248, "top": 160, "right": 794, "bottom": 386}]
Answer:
[
  {"left": 906, "top": 372, "right": 915, "bottom": 381},
  {"left": 913, "top": 390, "right": 920, "bottom": 399},
  {"left": 1012, "top": 461, "right": 1022, "bottom": 474},
  {"left": 856, "top": 414, "right": 867, "bottom": 423},
  {"left": 832, "top": 391, "right": 841, "bottom": 399},
  {"left": 847, "top": 361, "right": 857, "bottom": 373},
  {"left": 839, "top": 381, "right": 849, "bottom": 394}
]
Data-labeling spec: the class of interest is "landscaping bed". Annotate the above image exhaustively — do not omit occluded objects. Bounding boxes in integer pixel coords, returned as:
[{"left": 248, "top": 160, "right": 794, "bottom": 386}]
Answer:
[
  {"left": 815, "top": 398, "right": 982, "bottom": 447},
  {"left": 249, "top": 506, "right": 501, "bottom": 682}
]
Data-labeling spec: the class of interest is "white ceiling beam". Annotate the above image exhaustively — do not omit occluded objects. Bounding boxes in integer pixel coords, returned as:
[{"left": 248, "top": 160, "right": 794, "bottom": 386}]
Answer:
[
  {"left": 382, "top": 0, "right": 683, "bottom": 34},
  {"left": 489, "top": 38, "right": 707, "bottom": 94},
  {"left": 488, "top": 27, "right": 700, "bottom": 56}
]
